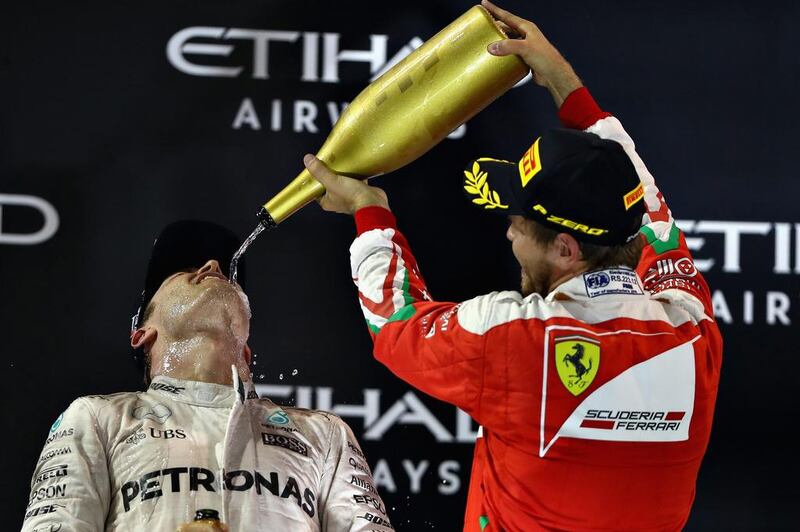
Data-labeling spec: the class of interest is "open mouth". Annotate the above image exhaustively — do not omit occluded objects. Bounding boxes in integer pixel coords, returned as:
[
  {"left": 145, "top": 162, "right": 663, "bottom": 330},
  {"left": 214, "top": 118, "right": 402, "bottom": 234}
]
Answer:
[{"left": 195, "top": 271, "right": 228, "bottom": 284}]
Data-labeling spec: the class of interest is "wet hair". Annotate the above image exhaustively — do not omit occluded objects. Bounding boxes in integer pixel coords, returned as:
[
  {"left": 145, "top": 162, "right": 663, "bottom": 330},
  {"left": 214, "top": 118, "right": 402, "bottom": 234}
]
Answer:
[
  {"left": 525, "top": 219, "right": 644, "bottom": 271},
  {"left": 141, "top": 301, "right": 156, "bottom": 325}
]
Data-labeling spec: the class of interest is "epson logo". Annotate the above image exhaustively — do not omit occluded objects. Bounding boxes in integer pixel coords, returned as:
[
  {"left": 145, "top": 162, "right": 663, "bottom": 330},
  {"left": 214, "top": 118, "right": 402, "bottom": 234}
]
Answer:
[
  {"left": 352, "top": 493, "right": 387, "bottom": 516},
  {"left": 28, "top": 484, "right": 67, "bottom": 506}
]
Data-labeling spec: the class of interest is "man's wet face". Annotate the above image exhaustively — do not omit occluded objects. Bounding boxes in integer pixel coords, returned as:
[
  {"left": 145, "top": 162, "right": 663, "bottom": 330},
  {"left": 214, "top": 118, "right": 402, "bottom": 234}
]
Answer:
[{"left": 146, "top": 260, "right": 251, "bottom": 341}]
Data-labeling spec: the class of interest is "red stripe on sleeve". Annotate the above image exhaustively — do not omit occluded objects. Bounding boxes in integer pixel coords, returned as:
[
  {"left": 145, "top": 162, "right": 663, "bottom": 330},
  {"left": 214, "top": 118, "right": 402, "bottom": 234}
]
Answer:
[
  {"left": 558, "top": 87, "right": 612, "bottom": 130},
  {"left": 354, "top": 206, "right": 397, "bottom": 235}
]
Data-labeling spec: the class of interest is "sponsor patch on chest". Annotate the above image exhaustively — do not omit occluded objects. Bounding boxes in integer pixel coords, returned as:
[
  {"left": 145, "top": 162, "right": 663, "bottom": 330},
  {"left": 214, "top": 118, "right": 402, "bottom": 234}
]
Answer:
[{"left": 261, "top": 432, "right": 309, "bottom": 456}]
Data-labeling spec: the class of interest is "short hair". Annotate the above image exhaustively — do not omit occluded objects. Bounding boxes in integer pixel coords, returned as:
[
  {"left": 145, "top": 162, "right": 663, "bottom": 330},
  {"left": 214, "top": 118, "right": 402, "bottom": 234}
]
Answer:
[
  {"left": 525, "top": 219, "right": 644, "bottom": 271},
  {"left": 141, "top": 301, "right": 156, "bottom": 325},
  {"left": 138, "top": 301, "right": 156, "bottom": 386}
]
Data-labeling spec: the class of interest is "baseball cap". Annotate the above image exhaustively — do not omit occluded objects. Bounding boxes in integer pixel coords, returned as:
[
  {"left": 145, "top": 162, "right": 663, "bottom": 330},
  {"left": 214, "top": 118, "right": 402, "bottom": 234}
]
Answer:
[
  {"left": 462, "top": 128, "right": 646, "bottom": 245},
  {"left": 130, "top": 220, "right": 247, "bottom": 372}
]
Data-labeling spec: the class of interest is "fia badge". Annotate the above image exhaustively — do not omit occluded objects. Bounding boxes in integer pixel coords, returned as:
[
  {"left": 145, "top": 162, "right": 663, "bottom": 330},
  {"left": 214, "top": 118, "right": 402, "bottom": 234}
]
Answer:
[{"left": 555, "top": 336, "right": 600, "bottom": 396}]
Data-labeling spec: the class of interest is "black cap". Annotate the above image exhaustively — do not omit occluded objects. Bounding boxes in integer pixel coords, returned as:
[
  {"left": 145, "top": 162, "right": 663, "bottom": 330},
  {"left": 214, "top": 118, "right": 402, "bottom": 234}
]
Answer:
[
  {"left": 462, "top": 129, "right": 646, "bottom": 245},
  {"left": 130, "top": 220, "right": 246, "bottom": 371}
]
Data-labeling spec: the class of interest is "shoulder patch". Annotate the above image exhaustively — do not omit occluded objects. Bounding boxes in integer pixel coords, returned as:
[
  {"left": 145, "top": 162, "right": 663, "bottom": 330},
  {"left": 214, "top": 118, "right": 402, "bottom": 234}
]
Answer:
[{"left": 583, "top": 269, "right": 644, "bottom": 298}]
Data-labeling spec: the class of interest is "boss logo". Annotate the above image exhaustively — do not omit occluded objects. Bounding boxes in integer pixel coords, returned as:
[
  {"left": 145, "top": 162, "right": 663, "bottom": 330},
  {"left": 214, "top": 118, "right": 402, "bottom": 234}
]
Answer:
[
  {"left": 150, "top": 383, "right": 185, "bottom": 394},
  {"left": 261, "top": 433, "right": 308, "bottom": 456}
]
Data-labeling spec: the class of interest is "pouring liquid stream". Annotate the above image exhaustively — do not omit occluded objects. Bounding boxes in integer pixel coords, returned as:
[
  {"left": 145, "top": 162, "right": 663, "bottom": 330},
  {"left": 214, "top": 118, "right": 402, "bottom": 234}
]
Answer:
[{"left": 229, "top": 223, "right": 266, "bottom": 285}]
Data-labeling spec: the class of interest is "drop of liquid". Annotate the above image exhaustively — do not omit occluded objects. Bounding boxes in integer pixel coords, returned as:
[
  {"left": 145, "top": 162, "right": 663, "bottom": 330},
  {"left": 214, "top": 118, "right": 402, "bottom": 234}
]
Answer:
[
  {"left": 291, "top": 369, "right": 298, "bottom": 376},
  {"left": 279, "top": 373, "right": 284, "bottom": 380}
]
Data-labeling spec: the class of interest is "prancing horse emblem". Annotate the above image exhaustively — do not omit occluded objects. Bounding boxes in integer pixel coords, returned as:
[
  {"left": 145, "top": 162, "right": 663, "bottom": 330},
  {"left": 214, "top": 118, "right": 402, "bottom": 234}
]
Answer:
[{"left": 555, "top": 336, "right": 600, "bottom": 396}]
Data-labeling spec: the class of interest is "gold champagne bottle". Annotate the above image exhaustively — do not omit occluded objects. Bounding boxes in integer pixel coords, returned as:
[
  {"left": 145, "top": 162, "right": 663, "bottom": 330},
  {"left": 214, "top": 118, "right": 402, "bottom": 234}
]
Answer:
[{"left": 257, "top": 5, "right": 528, "bottom": 228}]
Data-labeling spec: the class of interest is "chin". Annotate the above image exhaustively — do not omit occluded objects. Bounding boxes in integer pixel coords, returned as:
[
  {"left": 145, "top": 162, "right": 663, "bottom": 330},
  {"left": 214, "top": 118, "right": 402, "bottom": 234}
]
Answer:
[{"left": 168, "top": 289, "right": 251, "bottom": 339}]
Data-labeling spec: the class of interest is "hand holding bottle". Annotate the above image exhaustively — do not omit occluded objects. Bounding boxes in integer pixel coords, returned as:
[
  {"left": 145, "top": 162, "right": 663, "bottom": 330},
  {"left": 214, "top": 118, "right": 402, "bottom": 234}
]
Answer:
[
  {"left": 482, "top": 0, "right": 583, "bottom": 107},
  {"left": 304, "top": 154, "right": 389, "bottom": 215}
]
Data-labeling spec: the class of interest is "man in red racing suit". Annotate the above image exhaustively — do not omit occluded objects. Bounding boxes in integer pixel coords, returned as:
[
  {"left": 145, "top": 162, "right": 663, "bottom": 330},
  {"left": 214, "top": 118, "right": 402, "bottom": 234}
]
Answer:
[{"left": 306, "top": 2, "right": 722, "bottom": 530}]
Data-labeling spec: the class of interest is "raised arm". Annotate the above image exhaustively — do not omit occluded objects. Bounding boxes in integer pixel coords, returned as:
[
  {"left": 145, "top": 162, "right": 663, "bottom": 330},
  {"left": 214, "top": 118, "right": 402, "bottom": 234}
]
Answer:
[
  {"left": 482, "top": 0, "right": 583, "bottom": 108},
  {"left": 486, "top": 0, "right": 714, "bottom": 317}
]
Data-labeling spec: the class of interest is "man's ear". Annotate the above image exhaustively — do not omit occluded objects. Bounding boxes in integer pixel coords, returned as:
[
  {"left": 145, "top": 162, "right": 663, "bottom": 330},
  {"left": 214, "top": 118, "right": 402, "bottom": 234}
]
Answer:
[
  {"left": 552, "top": 233, "right": 584, "bottom": 267},
  {"left": 130, "top": 327, "right": 158, "bottom": 352},
  {"left": 242, "top": 344, "right": 253, "bottom": 365}
]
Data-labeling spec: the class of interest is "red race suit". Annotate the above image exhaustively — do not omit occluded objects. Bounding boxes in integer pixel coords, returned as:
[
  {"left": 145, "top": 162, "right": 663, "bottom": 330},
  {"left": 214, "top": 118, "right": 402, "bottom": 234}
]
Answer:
[{"left": 348, "top": 88, "right": 722, "bottom": 531}]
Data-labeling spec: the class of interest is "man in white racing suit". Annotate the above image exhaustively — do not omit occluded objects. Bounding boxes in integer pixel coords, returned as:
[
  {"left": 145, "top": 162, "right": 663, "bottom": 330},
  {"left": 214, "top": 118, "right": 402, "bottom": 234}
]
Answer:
[{"left": 22, "top": 220, "right": 393, "bottom": 532}]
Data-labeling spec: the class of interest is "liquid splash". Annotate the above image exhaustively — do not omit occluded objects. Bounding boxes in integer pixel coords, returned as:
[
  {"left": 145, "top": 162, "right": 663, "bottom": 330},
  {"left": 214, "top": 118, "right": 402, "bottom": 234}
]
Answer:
[{"left": 230, "top": 223, "right": 266, "bottom": 285}]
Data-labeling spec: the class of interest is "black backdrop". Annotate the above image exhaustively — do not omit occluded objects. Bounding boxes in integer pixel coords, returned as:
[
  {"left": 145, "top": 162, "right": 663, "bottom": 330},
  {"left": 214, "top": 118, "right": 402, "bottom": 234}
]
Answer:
[{"left": 2, "top": 1, "right": 798, "bottom": 529}]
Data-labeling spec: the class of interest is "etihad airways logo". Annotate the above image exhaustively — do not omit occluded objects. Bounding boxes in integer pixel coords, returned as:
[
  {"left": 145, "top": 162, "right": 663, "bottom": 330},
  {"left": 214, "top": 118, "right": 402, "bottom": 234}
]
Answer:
[
  {"left": 677, "top": 219, "right": 800, "bottom": 275},
  {"left": 166, "top": 26, "right": 529, "bottom": 135},
  {"left": 167, "top": 26, "right": 530, "bottom": 86}
]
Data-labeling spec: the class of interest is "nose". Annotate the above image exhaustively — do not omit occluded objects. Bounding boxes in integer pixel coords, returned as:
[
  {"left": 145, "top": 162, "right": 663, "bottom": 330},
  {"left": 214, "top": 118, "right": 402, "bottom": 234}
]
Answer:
[
  {"left": 197, "top": 260, "right": 224, "bottom": 277},
  {"left": 506, "top": 223, "right": 515, "bottom": 242}
]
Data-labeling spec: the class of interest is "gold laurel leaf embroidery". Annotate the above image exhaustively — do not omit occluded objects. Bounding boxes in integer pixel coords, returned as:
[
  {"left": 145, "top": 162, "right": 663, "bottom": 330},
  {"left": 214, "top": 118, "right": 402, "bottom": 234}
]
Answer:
[{"left": 463, "top": 163, "right": 509, "bottom": 209}]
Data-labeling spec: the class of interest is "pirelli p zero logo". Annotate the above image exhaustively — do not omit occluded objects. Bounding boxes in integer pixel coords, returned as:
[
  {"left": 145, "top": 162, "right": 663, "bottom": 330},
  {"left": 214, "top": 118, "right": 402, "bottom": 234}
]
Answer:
[
  {"left": 623, "top": 182, "right": 644, "bottom": 210},
  {"left": 533, "top": 204, "right": 609, "bottom": 236},
  {"left": 518, "top": 137, "right": 542, "bottom": 187}
]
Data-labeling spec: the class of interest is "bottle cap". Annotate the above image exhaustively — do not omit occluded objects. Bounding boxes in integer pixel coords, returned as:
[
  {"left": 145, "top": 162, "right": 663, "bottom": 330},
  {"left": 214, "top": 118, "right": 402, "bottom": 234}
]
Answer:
[{"left": 194, "top": 509, "right": 220, "bottom": 521}]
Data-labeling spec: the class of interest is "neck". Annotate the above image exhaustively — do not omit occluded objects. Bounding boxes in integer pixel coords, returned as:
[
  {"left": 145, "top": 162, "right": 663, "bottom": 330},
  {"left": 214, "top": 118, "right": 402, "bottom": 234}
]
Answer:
[
  {"left": 546, "top": 265, "right": 589, "bottom": 295},
  {"left": 150, "top": 334, "right": 250, "bottom": 386}
]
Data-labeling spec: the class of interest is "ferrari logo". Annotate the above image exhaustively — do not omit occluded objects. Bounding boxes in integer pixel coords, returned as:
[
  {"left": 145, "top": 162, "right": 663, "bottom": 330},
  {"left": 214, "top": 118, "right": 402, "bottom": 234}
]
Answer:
[{"left": 555, "top": 336, "right": 600, "bottom": 396}]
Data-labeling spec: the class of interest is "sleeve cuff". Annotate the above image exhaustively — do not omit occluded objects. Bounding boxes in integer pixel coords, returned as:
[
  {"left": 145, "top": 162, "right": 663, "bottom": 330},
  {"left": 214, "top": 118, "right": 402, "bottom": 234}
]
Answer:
[
  {"left": 558, "top": 87, "right": 612, "bottom": 130},
  {"left": 355, "top": 206, "right": 397, "bottom": 234}
]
